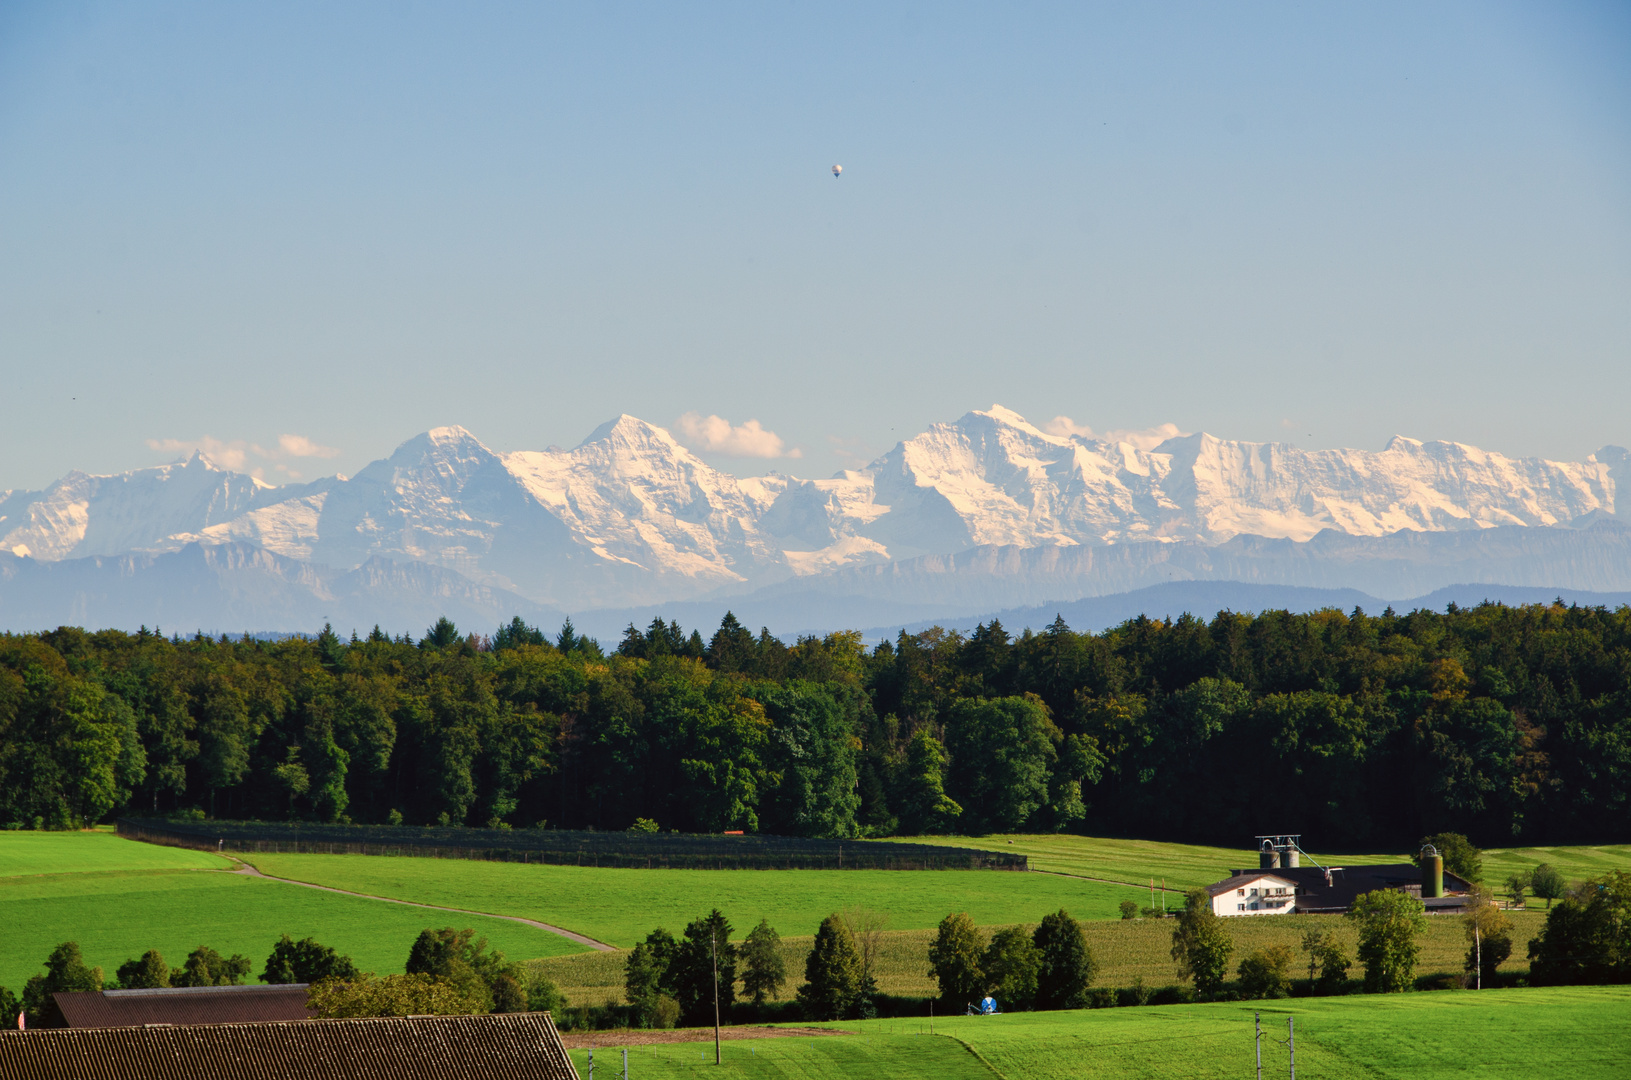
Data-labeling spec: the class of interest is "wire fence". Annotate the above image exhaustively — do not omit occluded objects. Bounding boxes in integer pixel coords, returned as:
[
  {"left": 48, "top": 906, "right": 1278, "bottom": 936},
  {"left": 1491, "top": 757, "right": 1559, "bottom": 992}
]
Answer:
[{"left": 116, "top": 818, "right": 1028, "bottom": 871}]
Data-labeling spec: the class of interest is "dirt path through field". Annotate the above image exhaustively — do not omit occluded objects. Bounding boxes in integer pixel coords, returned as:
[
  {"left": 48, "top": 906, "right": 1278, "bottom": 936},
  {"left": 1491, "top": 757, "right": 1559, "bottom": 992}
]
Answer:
[
  {"left": 228, "top": 859, "right": 617, "bottom": 951},
  {"left": 559, "top": 1026, "right": 846, "bottom": 1048}
]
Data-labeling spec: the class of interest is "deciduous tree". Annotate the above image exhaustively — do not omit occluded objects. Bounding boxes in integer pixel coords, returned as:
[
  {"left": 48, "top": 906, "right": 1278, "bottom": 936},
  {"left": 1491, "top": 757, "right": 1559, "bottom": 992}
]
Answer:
[{"left": 1348, "top": 889, "right": 1427, "bottom": 992}]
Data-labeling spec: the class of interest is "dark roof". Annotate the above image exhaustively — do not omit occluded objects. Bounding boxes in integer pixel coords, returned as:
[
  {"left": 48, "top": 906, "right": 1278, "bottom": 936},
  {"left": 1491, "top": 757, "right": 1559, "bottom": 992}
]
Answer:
[
  {"left": 1224, "top": 863, "right": 1474, "bottom": 913},
  {"left": 0, "top": 1012, "right": 576, "bottom": 1080},
  {"left": 1206, "top": 872, "right": 1298, "bottom": 898},
  {"left": 50, "top": 985, "right": 314, "bottom": 1029}
]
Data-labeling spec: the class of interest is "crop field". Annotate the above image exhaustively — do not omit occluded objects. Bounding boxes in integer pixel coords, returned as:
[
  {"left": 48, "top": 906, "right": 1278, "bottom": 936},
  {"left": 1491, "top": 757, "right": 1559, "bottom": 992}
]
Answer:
[
  {"left": 564, "top": 987, "right": 1631, "bottom": 1079},
  {"left": 0, "top": 834, "right": 586, "bottom": 992},
  {"left": 245, "top": 854, "right": 1139, "bottom": 946},
  {"left": 890, "top": 833, "right": 1631, "bottom": 892}
]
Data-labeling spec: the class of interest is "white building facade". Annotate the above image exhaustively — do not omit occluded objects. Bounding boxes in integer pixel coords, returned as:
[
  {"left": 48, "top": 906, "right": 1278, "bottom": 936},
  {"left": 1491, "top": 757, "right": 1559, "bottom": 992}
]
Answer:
[{"left": 1207, "top": 872, "right": 1299, "bottom": 916}]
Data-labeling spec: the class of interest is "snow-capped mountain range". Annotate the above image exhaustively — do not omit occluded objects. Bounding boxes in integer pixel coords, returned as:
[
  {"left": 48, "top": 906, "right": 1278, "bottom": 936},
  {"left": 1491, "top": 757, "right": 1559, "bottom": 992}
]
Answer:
[{"left": 2, "top": 406, "right": 1629, "bottom": 630}]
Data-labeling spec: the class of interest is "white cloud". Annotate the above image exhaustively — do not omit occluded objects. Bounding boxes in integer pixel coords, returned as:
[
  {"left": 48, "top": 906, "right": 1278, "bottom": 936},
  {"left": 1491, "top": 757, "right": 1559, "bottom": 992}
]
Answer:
[
  {"left": 146, "top": 433, "right": 340, "bottom": 480},
  {"left": 276, "top": 434, "right": 341, "bottom": 458},
  {"left": 1042, "top": 417, "right": 1189, "bottom": 451},
  {"left": 675, "top": 413, "right": 801, "bottom": 459}
]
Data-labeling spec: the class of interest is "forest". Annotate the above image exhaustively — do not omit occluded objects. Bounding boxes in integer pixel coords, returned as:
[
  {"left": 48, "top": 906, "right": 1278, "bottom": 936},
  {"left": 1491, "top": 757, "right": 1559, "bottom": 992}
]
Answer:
[{"left": 2, "top": 600, "right": 1628, "bottom": 848}]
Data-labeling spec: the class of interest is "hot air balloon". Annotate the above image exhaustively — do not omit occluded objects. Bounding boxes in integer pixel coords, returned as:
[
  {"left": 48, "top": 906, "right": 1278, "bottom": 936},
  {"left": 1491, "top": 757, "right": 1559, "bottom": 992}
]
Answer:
[{"left": 832, "top": 164, "right": 842, "bottom": 178}]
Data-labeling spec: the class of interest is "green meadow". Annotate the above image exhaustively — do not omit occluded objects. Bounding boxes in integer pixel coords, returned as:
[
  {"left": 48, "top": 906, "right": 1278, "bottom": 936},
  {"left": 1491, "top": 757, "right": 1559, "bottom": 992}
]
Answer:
[
  {"left": 0, "top": 828, "right": 228, "bottom": 877},
  {"left": 246, "top": 854, "right": 1138, "bottom": 947},
  {"left": 566, "top": 987, "right": 1631, "bottom": 1079},
  {"left": 0, "top": 834, "right": 587, "bottom": 992}
]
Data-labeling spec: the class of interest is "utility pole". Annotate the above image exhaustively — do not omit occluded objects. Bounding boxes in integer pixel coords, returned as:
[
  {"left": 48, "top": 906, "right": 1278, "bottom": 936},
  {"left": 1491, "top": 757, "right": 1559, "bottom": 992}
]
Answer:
[
  {"left": 1255, "top": 1012, "right": 1262, "bottom": 1080},
  {"left": 622, "top": 1047, "right": 628, "bottom": 1079},
  {"left": 712, "top": 928, "right": 721, "bottom": 1065},
  {"left": 1288, "top": 1017, "right": 1295, "bottom": 1080},
  {"left": 1475, "top": 924, "right": 1482, "bottom": 991},
  {"left": 587, "top": 1048, "right": 593, "bottom": 1080}
]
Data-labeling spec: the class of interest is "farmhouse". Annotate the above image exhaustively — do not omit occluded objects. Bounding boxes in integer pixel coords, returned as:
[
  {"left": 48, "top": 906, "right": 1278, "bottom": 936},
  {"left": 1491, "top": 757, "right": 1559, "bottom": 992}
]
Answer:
[
  {"left": 1207, "top": 835, "right": 1474, "bottom": 917},
  {"left": 40, "top": 984, "right": 313, "bottom": 1028},
  {"left": 0, "top": 1011, "right": 576, "bottom": 1080},
  {"left": 1207, "top": 872, "right": 1300, "bottom": 916}
]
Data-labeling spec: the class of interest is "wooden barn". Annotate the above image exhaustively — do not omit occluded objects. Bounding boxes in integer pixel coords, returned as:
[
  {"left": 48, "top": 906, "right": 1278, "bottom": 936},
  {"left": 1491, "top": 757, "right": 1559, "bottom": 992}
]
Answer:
[{"left": 0, "top": 1011, "right": 576, "bottom": 1080}]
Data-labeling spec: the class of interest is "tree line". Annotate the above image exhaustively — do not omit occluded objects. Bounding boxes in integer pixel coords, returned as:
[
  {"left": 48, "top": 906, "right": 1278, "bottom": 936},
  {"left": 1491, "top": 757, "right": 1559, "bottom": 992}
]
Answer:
[
  {"left": 1, "top": 927, "right": 564, "bottom": 1028},
  {"left": 4, "top": 599, "right": 1631, "bottom": 847}
]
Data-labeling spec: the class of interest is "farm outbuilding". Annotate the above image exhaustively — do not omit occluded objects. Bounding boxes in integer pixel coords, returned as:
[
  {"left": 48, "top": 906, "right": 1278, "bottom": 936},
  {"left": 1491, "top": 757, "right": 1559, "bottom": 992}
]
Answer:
[
  {"left": 0, "top": 1011, "right": 576, "bottom": 1080},
  {"left": 42, "top": 984, "right": 314, "bottom": 1028}
]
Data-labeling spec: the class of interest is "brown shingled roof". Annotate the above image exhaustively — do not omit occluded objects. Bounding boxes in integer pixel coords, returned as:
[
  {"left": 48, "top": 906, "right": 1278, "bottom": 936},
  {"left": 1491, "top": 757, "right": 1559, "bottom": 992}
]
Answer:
[
  {"left": 0, "top": 1011, "right": 576, "bottom": 1080},
  {"left": 51, "top": 985, "right": 315, "bottom": 1029}
]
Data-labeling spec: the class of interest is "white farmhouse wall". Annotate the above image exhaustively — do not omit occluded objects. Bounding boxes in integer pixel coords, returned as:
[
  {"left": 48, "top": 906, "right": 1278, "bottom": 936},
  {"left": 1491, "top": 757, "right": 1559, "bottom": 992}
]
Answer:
[{"left": 1211, "top": 875, "right": 1298, "bottom": 917}]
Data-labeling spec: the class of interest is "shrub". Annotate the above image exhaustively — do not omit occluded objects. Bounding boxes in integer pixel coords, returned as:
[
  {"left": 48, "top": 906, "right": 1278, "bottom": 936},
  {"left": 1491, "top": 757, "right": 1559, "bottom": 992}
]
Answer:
[
  {"left": 307, "top": 973, "right": 479, "bottom": 1018},
  {"left": 1118, "top": 900, "right": 1139, "bottom": 920},
  {"left": 1237, "top": 945, "right": 1294, "bottom": 1000}
]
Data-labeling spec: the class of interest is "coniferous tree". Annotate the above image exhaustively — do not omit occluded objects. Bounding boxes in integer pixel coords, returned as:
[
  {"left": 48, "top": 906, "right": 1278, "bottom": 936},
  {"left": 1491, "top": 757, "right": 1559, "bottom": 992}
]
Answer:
[
  {"left": 671, "top": 910, "right": 735, "bottom": 1027},
  {"left": 1033, "top": 909, "right": 1095, "bottom": 1009},
  {"left": 798, "top": 914, "right": 863, "bottom": 1021},
  {"left": 896, "top": 728, "right": 962, "bottom": 834}
]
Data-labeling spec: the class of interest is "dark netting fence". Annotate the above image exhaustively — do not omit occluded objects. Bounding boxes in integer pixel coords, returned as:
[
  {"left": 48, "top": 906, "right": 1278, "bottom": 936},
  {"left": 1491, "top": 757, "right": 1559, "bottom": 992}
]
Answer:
[{"left": 116, "top": 818, "right": 1027, "bottom": 871}]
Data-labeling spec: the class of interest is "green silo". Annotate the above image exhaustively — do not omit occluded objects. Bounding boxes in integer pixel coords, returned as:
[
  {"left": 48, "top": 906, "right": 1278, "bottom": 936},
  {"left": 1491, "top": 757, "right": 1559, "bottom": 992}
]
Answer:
[{"left": 1421, "top": 849, "right": 1443, "bottom": 899}]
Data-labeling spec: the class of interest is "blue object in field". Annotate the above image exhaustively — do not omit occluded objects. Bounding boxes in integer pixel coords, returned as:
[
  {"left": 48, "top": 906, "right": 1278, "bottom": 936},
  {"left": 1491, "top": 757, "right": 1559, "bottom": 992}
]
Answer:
[{"left": 981, "top": 996, "right": 997, "bottom": 1015}]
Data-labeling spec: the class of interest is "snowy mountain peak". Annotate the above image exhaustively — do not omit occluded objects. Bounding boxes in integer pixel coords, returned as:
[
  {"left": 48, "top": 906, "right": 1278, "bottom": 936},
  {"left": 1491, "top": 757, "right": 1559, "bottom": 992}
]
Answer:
[{"left": 1, "top": 407, "right": 1625, "bottom": 612}]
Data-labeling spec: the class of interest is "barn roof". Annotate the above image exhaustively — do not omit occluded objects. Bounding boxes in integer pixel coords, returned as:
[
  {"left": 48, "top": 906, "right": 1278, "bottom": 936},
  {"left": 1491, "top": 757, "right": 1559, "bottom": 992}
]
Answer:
[
  {"left": 0, "top": 1011, "right": 576, "bottom": 1080},
  {"left": 1206, "top": 873, "right": 1299, "bottom": 897},
  {"left": 50, "top": 985, "right": 314, "bottom": 1029}
]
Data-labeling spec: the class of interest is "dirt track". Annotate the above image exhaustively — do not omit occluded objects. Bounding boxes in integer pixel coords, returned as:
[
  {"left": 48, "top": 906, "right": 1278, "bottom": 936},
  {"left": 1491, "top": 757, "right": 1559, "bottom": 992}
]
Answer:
[
  {"left": 228, "top": 859, "right": 617, "bottom": 951},
  {"left": 558, "top": 1026, "right": 847, "bottom": 1047}
]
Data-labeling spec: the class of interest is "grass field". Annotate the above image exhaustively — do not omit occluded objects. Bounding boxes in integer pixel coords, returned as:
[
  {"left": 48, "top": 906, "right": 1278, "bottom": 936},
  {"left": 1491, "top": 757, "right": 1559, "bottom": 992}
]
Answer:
[
  {"left": 0, "top": 833, "right": 589, "bottom": 992},
  {"left": 245, "top": 854, "right": 1139, "bottom": 947},
  {"left": 0, "top": 829, "right": 229, "bottom": 877},
  {"left": 888, "top": 833, "right": 1631, "bottom": 892},
  {"left": 564, "top": 987, "right": 1631, "bottom": 1079}
]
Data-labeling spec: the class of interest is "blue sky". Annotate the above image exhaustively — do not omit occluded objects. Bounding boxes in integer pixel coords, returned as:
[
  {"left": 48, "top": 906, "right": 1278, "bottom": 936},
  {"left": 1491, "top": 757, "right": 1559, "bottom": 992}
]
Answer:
[{"left": 1, "top": 1, "right": 1627, "bottom": 487}]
